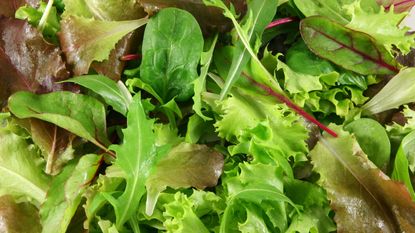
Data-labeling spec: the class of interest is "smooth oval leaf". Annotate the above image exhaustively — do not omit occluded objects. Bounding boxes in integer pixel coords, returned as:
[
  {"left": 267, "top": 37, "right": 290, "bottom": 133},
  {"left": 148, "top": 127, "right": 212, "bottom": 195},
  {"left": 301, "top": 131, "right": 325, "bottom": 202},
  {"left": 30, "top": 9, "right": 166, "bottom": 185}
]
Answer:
[
  {"left": 140, "top": 8, "right": 204, "bottom": 102},
  {"left": 300, "top": 16, "right": 399, "bottom": 75},
  {"left": 344, "top": 118, "right": 391, "bottom": 170},
  {"left": 8, "top": 91, "right": 110, "bottom": 149},
  {"left": 63, "top": 75, "right": 132, "bottom": 116}
]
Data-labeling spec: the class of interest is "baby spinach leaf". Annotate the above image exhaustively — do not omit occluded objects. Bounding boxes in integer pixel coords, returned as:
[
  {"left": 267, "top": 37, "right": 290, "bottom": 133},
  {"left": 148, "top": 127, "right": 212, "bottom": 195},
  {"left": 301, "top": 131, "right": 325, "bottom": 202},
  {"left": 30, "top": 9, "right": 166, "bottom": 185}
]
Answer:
[
  {"left": 103, "top": 94, "right": 167, "bottom": 229},
  {"left": 59, "top": 16, "right": 148, "bottom": 75},
  {"left": 300, "top": 16, "right": 399, "bottom": 75},
  {"left": 193, "top": 35, "right": 218, "bottom": 121},
  {"left": 40, "top": 154, "right": 102, "bottom": 233},
  {"left": 0, "top": 123, "right": 50, "bottom": 206},
  {"left": 362, "top": 68, "right": 415, "bottom": 114},
  {"left": 8, "top": 91, "right": 110, "bottom": 150},
  {"left": 145, "top": 142, "right": 224, "bottom": 216},
  {"left": 311, "top": 126, "right": 415, "bottom": 232},
  {"left": 63, "top": 75, "right": 132, "bottom": 116},
  {"left": 140, "top": 8, "right": 204, "bottom": 102},
  {"left": 344, "top": 118, "right": 391, "bottom": 170}
]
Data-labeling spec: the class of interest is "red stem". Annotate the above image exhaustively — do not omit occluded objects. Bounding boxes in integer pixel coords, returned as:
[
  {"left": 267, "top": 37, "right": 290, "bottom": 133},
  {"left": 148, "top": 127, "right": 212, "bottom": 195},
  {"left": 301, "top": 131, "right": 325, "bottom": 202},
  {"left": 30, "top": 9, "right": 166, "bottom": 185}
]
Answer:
[
  {"left": 243, "top": 74, "right": 338, "bottom": 137},
  {"left": 266, "top": 17, "right": 298, "bottom": 29},
  {"left": 120, "top": 54, "right": 141, "bottom": 61}
]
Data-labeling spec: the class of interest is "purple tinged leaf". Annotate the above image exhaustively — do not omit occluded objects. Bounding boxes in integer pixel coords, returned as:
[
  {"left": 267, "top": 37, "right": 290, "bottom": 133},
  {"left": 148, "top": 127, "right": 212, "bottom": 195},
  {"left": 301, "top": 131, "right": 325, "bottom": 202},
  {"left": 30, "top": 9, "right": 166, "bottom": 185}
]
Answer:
[
  {"left": 377, "top": 0, "right": 415, "bottom": 13},
  {"left": 300, "top": 16, "right": 400, "bottom": 75}
]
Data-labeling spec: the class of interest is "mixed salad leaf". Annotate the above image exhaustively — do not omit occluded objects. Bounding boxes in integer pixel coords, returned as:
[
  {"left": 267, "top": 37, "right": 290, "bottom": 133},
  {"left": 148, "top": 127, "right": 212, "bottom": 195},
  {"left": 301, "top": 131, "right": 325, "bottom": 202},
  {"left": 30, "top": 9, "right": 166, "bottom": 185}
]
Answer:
[{"left": 1, "top": 0, "right": 415, "bottom": 232}]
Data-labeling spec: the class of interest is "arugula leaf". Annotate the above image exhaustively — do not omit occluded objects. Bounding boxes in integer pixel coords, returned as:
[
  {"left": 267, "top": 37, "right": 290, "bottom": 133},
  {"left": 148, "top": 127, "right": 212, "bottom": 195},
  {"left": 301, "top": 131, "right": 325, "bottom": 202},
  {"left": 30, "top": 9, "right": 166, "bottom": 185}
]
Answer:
[
  {"left": 145, "top": 142, "right": 224, "bottom": 215},
  {"left": 40, "top": 154, "right": 102, "bottom": 233},
  {"left": 310, "top": 126, "right": 415, "bottom": 232},
  {"left": 362, "top": 68, "right": 415, "bottom": 114},
  {"left": 8, "top": 91, "right": 110, "bottom": 149},
  {"left": 193, "top": 35, "right": 218, "bottom": 121},
  {"left": 215, "top": 0, "right": 279, "bottom": 100},
  {"left": 0, "top": 122, "right": 50, "bottom": 205},
  {"left": 63, "top": 75, "right": 132, "bottom": 116},
  {"left": 300, "top": 16, "right": 399, "bottom": 75},
  {"left": 345, "top": 0, "right": 415, "bottom": 54},
  {"left": 0, "top": 196, "right": 42, "bottom": 233},
  {"left": 104, "top": 94, "right": 166, "bottom": 229},
  {"left": 140, "top": 8, "right": 204, "bottom": 102},
  {"left": 59, "top": 16, "right": 148, "bottom": 75}
]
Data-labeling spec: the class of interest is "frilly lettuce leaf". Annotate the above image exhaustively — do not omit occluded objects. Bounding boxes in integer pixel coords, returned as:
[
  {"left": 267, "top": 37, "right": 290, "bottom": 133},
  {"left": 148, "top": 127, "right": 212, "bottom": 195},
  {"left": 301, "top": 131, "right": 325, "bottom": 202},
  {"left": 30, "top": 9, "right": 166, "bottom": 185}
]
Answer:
[
  {"left": 0, "top": 122, "right": 50, "bottom": 206},
  {"left": 0, "top": 196, "right": 42, "bottom": 233},
  {"left": 345, "top": 0, "right": 415, "bottom": 55}
]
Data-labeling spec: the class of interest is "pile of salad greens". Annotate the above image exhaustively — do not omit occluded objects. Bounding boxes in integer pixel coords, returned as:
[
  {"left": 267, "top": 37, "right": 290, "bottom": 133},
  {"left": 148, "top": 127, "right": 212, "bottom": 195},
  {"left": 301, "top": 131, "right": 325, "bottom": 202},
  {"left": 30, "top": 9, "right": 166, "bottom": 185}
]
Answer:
[{"left": 1, "top": 0, "right": 415, "bottom": 232}]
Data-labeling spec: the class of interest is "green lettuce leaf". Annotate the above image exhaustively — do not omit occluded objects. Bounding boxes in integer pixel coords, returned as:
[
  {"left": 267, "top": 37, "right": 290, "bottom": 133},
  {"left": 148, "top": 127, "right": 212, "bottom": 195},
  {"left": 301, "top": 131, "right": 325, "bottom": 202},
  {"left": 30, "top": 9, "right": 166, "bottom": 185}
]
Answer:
[
  {"left": 293, "top": 0, "right": 353, "bottom": 24},
  {"left": 345, "top": 0, "right": 415, "bottom": 54},
  {"left": 40, "top": 154, "right": 102, "bottom": 233},
  {"left": 0, "top": 122, "right": 50, "bottom": 205}
]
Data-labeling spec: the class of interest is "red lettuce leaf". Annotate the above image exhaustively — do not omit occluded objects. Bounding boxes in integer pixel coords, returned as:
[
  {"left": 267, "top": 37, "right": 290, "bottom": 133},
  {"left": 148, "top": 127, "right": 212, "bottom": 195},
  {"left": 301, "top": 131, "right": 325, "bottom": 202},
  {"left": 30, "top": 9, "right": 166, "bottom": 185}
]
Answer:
[
  {"left": 377, "top": 0, "right": 415, "bottom": 13},
  {"left": 0, "top": 18, "right": 71, "bottom": 107},
  {"left": 310, "top": 127, "right": 415, "bottom": 232},
  {"left": 0, "top": 0, "right": 38, "bottom": 17}
]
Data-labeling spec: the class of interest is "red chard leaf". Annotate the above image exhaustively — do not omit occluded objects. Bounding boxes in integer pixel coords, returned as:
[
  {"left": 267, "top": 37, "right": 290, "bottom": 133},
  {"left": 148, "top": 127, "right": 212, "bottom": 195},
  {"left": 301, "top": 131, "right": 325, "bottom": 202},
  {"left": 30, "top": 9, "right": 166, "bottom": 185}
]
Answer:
[{"left": 300, "top": 16, "right": 400, "bottom": 75}]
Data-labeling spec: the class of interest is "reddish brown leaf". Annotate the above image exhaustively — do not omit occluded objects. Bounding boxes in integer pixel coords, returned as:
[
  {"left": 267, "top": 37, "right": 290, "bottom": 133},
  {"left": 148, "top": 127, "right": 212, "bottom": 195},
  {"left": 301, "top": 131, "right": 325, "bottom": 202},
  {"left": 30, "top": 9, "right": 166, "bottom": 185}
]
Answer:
[
  {"left": 139, "top": 0, "right": 246, "bottom": 34},
  {"left": 0, "top": 18, "right": 72, "bottom": 107},
  {"left": 377, "top": 0, "right": 415, "bottom": 13},
  {"left": 310, "top": 128, "right": 415, "bottom": 233},
  {"left": 0, "top": 0, "right": 38, "bottom": 17}
]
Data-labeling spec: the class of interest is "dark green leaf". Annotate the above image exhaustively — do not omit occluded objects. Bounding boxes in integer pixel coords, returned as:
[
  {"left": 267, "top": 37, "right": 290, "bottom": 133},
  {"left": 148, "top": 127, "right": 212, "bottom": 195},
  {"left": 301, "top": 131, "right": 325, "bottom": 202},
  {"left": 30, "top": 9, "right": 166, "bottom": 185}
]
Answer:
[
  {"left": 344, "top": 118, "right": 391, "bottom": 170},
  {"left": 392, "top": 131, "right": 415, "bottom": 200},
  {"left": 63, "top": 75, "right": 132, "bottom": 116},
  {"left": 8, "top": 91, "right": 110, "bottom": 149},
  {"left": 140, "top": 8, "right": 204, "bottom": 102},
  {"left": 300, "top": 16, "right": 399, "bottom": 75}
]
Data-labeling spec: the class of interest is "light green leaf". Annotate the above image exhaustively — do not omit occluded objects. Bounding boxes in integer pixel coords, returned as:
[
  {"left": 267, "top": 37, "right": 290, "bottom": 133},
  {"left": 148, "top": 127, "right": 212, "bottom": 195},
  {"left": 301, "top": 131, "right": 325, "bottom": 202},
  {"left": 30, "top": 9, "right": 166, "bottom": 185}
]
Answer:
[
  {"left": 59, "top": 15, "right": 148, "bottom": 75},
  {"left": 63, "top": 75, "right": 132, "bottom": 116},
  {"left": 0, "top": 124, "right": 50, "bottom": 206},
  {"left": 8, "top": 91, "right": 110, "bottom": 149},
  {"left": 362, "top": 68, "right": 415, "bottom": 114},
  {"left": 193, "top": 34, "right": 218, "bottom": 121},
  {"left": 293, "top": 0, "right": 353, "bottom": 24},
  {"left": 145, "top": 142, "right": 224, "bottom": 216},
  {"left": 345, "top": 0, "right": 415, "bottom": 54},
  {"left": 104, "top": 94, "right": 165, "bottom": 229},
  {"left": 40, "top": 154, "right": 102, "bottom": 233},
  {"left": 392, "top": 131, "right": 415, "bottom": 200},
  {"left": 211, "top": 0, "right": 279, "bottom": 100}
]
